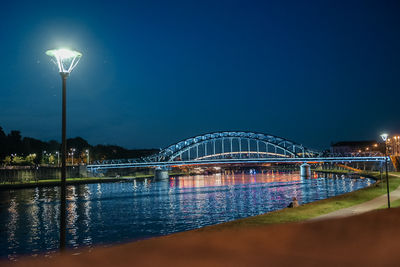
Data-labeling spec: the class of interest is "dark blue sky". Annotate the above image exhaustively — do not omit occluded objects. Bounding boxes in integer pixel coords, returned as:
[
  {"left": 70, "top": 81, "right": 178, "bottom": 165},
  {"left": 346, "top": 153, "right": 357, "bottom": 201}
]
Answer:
[{"left": 0, "top": 0, "right": 399, "bottom": 150}]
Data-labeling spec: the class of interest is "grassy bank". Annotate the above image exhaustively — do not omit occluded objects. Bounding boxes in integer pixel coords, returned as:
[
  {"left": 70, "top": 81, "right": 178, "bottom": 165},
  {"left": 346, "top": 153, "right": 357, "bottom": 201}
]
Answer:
[
  {"left": 0, "top": 173, "right": 160, "bottom": 190},
  {"left": 201, "top": 171, "right": 400, "bottom": 231},
  {"left": 0, "top": 171, "right": 192, "bottom": 190},
  {"left": 0, "top": 177, "right": 128, "bottom": 190}
]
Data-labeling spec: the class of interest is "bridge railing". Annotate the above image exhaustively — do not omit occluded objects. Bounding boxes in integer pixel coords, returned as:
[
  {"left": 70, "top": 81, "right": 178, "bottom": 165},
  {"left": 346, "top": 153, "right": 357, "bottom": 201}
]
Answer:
[
  {"left": 91, "top": 153, "right": 385, "bottom": 166},
  {"left": 323, "top": 152, "right": 383, "bottom": 158}
]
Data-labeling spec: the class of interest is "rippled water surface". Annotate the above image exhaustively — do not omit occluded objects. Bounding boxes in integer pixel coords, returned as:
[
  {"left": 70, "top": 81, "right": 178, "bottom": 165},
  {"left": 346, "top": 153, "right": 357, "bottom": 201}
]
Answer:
[{"left": 0, "top": 172, "right": 374, "bottom": 259}]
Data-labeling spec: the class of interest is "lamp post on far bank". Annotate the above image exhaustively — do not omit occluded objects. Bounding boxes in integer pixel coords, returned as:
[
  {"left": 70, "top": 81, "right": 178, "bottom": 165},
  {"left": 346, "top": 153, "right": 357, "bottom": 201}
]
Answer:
[
  {"left": 70, "top": 148, "right": 76, "bottom": 165},
  {"left": 56, "top": 151, "right": 60, "bottom": 167},
  {"left": 46, "top": 48, "right": 82, "bottom": 250},
  {"left": 381, "top": 133, "right": 390, "bottom": 208},
  {"left": 86, "top": 149, "right": 90, "bottom": 164}
]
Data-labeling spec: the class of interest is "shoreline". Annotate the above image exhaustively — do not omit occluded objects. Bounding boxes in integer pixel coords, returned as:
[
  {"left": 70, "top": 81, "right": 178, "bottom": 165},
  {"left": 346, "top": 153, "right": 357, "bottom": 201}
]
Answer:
[
  {"left": 5, "top": 171, "right": 400, "bottom": 266},
  {"left": 313, "top": 168, "right": 380, "bottom": 180},
  {"left": 0, "top": 175, "right": 157, "bottom": 190},
  {"left": 191, "top": 171, "right": 397, "bottom": 230},
  {"left": 0, "top": 177, "right": 128, "bottom": 190},
  {"left": 0, "top": 172, "right": 192, "bottom": 190}
]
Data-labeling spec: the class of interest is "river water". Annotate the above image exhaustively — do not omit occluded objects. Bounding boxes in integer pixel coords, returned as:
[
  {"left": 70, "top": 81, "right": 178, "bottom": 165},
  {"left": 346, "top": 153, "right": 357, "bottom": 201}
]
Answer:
[{"left": 0, "top": 171, "right": 374, "bottom": 259}]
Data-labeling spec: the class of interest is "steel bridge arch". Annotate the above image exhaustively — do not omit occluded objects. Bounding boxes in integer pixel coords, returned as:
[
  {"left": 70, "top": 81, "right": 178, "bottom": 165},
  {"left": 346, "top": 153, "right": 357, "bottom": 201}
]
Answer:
[{"left": 147, "top": 131, "right": 318, "bottom": 162}]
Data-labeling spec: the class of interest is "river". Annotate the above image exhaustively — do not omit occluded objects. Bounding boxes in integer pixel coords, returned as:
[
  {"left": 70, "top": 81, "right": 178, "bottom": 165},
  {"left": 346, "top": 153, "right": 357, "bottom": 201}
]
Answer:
[{"left": 0, "top": 171, "right": 374, "bottom": 259}]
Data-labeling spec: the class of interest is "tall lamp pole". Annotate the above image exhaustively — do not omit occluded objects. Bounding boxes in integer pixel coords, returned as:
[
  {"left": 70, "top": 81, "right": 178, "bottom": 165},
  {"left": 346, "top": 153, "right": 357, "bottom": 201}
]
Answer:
[
  {"left": 86, "top": 149, "right": 90, "bottom": 164},
  {"left": 381, "top": 133, "right": 390, "bottom": 208},
  {"left": 46, "top": 48, "right": 82, "bottom": 250},
  {"left": 56, "top": 151, "right": 60, "bottom": 167},
  {"left": 70, "top": 148, "right": 76, "bottom": 165}
]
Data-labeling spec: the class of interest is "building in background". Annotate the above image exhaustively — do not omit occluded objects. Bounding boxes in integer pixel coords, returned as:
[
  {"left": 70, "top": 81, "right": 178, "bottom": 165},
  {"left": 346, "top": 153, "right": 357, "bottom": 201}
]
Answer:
[
  {"left": 330, "top": 140, "right": 380, "bottom": 155},
  {"left": 387, "top": 135, "right": 400, "bottom": 156}
]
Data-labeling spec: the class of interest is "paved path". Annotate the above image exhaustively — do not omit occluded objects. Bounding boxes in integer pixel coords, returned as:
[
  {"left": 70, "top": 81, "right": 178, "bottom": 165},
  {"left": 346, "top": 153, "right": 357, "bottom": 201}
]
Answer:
[{"left": 311, "top": 176, "right": 400, "bottom": 221}]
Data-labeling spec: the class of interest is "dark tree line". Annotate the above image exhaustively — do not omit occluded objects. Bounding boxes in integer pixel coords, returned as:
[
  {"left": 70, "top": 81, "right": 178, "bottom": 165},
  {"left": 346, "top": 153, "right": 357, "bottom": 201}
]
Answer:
[{"left": 0, "top": 126, "right": 158, "bottom": 165}]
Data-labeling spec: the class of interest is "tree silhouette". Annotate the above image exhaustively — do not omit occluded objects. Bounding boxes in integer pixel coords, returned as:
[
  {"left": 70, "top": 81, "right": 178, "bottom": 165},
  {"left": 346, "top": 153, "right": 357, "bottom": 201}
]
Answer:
[{"left": 0, "top": 125, "right": 158, "bottom": 165}]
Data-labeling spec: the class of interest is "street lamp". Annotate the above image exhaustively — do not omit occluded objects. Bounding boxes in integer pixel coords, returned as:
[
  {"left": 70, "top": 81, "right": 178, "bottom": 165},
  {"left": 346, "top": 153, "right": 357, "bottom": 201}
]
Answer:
[
  {"left": 46, "top": 48, "right": 82, "bottom": 251},
  {"left": 380, "top": 133, "right": 390, "bottom": 208},
  {"left": 56, "top": 151, "right": 60, "bottom": 166},
  {"left": 42, "top": 150, "right": 47, "bottom": 165},
  {"left": 85, "top": 149, "right": 90, "bottom": 164},
  {"left": 70, "top": 148, "right": 76, "bottom": 165}
]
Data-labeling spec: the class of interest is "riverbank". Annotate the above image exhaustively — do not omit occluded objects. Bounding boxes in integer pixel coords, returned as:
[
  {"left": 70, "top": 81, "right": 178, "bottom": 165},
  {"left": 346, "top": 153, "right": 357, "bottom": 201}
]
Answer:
[
  {"left": 0, "top": 171, "right": 191, "bottom": 190},
  {"left": 4, "top": 171, "right": 399, "bottom": 266},
  {"left": 9, "top": 197, "right": 400, "bottom": 266},
  {"left": 0, "top": 175, "right": 153, "bottom": 190},
  {"left": 0, "top": 177, "right": 127, "bottom": 190},
  {"left": 196, "top": 171, "right": 399, "bottom": 229}
]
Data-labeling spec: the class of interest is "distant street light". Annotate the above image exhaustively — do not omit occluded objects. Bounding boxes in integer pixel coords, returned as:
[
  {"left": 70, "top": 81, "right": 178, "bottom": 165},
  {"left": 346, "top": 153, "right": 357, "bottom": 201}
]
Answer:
[
  {"left": 86, "top": 149, "right": 90, "bottom": 164},
  {"left": 42, "top": 150, "right": 47, "bottom": 164},
  {"left": 70, "top": 148, "right": 76, "bottom": 165},
  {"left": 46, "top": 48, "right": 82, "bottom": 251},
  {"left": 56, "top": 151, "right": 60, "bottom": 166},
  {"left": 380, "top": 133, "right": 390, "bottom": 208}
]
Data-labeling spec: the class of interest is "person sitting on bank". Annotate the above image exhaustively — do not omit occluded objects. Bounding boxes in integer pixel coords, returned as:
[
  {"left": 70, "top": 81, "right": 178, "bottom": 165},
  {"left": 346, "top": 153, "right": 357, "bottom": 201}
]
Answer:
[{"left": 287, "top": 197, "right": 299, "bottom": 208}]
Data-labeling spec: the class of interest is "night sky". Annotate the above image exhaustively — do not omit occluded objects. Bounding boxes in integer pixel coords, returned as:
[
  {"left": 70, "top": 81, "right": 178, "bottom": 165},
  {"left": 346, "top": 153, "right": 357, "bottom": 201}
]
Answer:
[{"left": 0, "top": 0, "right": 399, "bottom": 150}]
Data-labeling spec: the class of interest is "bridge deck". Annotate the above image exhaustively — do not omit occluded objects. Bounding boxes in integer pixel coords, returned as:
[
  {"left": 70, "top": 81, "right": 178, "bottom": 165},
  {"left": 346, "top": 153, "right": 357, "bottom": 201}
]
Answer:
[{"left": 87, "top": 157, "right": 386, "bottom": 170}]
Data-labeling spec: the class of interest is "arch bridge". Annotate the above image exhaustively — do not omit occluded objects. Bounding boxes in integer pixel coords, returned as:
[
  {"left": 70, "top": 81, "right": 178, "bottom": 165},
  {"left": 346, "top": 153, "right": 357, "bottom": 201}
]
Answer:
[
  {"left": 88, "top": 131, "right": 385, "bottom": 172},
  {"left": 92, "top": 131, "right": 320, "bottom": 166},
  {"left": 145, "top": 131, "right": 318, "bottom": 162}
]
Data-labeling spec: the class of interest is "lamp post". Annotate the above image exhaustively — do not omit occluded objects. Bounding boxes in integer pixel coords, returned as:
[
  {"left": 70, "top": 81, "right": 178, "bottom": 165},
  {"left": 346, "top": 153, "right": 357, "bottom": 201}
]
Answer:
[
  {"left": 42, "top": 150, "right": 47, "bottom": 165},
  {"left": 56, "top": 151, "right": 60, "bottom": 166},
  {"left": 46, "top": 48, "right": 82, "bottom": 251},
  {"left": 380, "top": 133, "right": 390, "bottom": 208},
  {"left": 70, "top": 148, "right": 76, "bottom": 165},
  {"left": 86, "top": 149, "right": 90, "bottom": 164}
]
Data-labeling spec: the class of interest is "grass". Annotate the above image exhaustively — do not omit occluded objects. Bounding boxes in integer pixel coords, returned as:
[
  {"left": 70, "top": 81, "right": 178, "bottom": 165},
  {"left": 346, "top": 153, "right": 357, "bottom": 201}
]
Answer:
[
  {"left": 378, "top": 199, "right": 400, "bottom": 209},
  {"left": 200, "top": 171, "right": 400, "bottom": 231},
  {"left": 0, "top": 175, "right": 158, "bottom": 189},
  {"left": 0, "top": 171, "right": 195, "bottom": 189},
  {"left": 0, "top": 177, "right": 126, "bottom": 189},
  {"left": 0, "top": 171, "right": 192, "bottom": 190},
  {"left": 2, "top": 177, "right": 109, "bottom": 184}
]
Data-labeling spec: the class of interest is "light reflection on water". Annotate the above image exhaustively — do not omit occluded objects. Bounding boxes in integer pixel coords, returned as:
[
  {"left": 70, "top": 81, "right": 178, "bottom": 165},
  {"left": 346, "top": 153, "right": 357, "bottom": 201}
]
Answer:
[{"left": 0, "top": 171, "right": 374, "bottom": 259}]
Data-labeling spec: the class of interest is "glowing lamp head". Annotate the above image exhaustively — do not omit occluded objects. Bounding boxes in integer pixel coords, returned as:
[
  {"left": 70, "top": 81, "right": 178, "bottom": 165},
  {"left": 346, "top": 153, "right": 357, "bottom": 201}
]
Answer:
[
  {"left": 46, "top": 48, "right": 82, "bottom": 75},
  {"left": 380, "top": 133, "right": 389, "bottom": 142}
]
